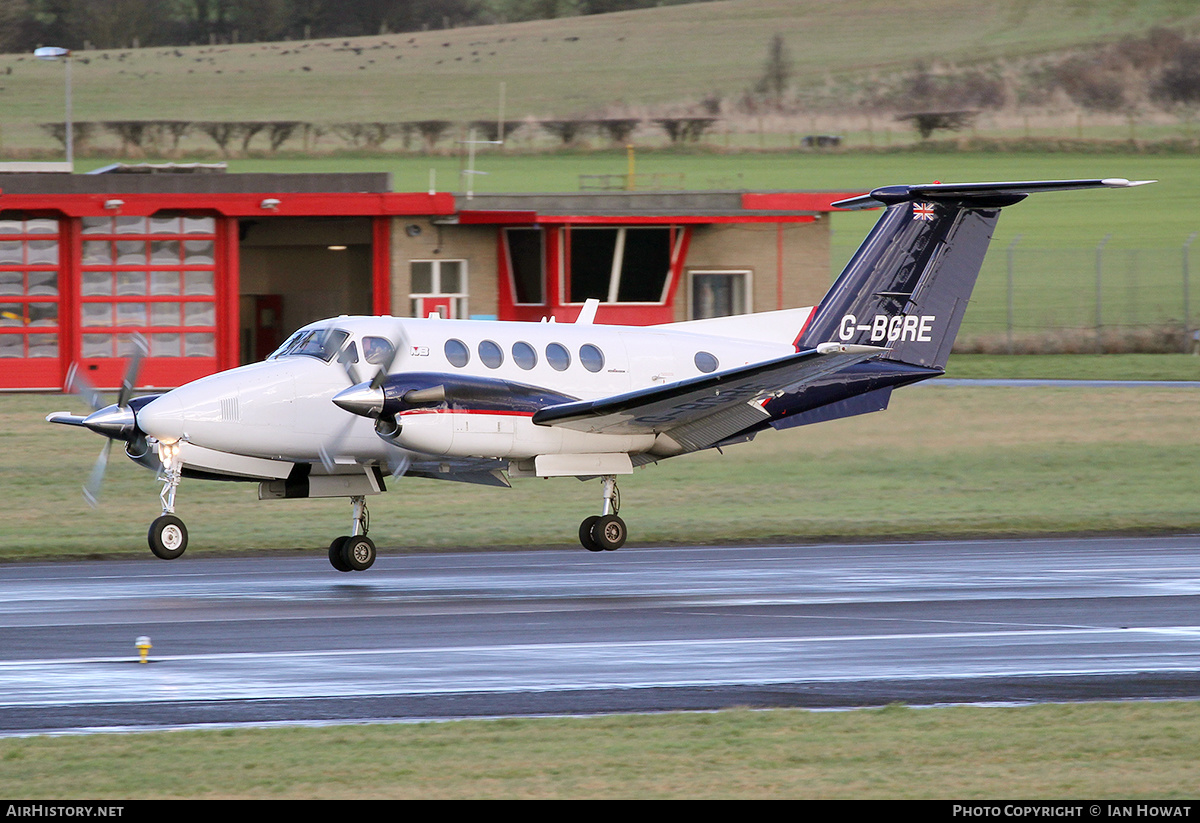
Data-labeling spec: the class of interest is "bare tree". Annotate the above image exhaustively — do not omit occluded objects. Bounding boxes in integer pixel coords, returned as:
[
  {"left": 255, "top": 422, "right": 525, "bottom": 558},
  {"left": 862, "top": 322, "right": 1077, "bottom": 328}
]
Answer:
[
  {"left": 540, "top": 119, "right": 588, "bottom": 145},
  {"left": 754, "top": 34, "right": 793, "bottom": 111},
  {"left": 653, "top": 117, "right": 717, "bottom": 143},
  {"left": 595, "top": 118, "right": 640, "bottom": 144},
  {"left": 196, "top": 121, "right": 237, "bottom": 156}
]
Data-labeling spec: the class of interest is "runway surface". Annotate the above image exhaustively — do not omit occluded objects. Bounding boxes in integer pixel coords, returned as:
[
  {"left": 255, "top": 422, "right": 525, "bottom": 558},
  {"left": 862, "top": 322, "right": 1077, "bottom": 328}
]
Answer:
[{"left": 2, "top": 535, "right": 1199, "bottom": 734}]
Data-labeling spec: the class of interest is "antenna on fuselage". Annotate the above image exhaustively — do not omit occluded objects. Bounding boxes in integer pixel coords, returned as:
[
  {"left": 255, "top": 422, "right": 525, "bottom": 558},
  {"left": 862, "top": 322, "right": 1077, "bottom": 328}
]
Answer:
[{"left": 575, "top": 298, "right": 600, "bottom": 325}]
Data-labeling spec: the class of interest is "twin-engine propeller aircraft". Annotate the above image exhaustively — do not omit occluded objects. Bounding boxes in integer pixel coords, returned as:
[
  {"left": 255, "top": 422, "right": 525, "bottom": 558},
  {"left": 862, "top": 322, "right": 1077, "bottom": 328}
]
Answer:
[{"left": 48, "top": 178, "right": 1150, "bottom": 571}]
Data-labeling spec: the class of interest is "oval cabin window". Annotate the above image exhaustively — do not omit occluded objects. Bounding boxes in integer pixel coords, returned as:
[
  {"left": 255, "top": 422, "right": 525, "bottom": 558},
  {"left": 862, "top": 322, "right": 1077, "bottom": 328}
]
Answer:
[
  {"left": 546, "top": 342, "right": 571, "bottom": 371},
  {"left": 512, "top": 341, "right": 537, "bottom": 370},
  {"left": 445, "top": 338, "right": 470, "bottom": 367},
  {"left": 579, "top": 344, "right": 605, "bottom": 373},
  {"left": 478, "top": 339, "right": 503, "bottom": 369},
  {"left": 694, "top": 351, "right": 719, "bottom": 373}
]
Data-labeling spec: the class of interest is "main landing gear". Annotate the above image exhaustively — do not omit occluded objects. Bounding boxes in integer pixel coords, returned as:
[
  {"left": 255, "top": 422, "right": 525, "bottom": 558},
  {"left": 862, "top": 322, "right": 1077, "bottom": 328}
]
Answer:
[
  {"left": 579, "top": 475, "right": 627, "bottom": 552},
  {"left": 328, "top": 495, "right": 377, "bottom": 572}
]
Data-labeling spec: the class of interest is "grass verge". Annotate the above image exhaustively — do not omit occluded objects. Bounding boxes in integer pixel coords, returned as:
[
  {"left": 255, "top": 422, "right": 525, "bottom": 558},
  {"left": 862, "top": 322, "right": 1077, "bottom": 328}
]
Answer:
[
  {"left": 2, "top": 702, "right": 1198, "bottom": 799},
  {"left": 5, "top": 380, "right": 1199, "bottom": 561}
]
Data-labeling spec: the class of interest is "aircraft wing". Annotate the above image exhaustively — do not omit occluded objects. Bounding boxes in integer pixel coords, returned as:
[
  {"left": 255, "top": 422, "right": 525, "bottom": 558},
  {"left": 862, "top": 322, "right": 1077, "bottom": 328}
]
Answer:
[{"left": 531, "top": 343, "right": 884, "bottom": 453}]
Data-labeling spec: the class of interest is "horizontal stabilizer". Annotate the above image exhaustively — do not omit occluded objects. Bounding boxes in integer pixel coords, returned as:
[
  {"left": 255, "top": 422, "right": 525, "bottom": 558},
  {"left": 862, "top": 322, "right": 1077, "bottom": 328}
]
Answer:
[{"left": 833, "top": 178, "right": 1155, "bottom": 210}]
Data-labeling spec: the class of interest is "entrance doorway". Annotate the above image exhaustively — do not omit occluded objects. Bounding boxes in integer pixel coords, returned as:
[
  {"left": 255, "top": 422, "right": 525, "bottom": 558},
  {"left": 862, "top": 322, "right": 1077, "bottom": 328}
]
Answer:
[{"left": 238, "top": 217, "right": 373, "bottom": 364}]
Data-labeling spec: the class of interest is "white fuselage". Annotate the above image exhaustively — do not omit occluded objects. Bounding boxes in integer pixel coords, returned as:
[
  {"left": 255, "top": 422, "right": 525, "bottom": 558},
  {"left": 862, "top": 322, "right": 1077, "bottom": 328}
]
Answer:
[{"left": 135, "top": 312, "right": 806, "bottom": 476}]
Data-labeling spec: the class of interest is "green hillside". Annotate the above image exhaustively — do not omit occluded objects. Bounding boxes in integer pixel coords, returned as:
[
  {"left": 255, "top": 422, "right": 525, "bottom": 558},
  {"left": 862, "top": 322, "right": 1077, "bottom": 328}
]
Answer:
[{"left": 2, "top": 0, "right": 1199, "bottom": 150}]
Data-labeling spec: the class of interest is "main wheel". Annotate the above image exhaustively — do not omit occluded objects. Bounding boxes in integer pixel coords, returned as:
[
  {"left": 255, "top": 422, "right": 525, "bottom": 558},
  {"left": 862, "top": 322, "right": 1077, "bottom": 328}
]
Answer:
[
  {"left": 592, "top": 514, "right": 626, "bottom": 552},
  {"left": 328, "top": 536, "right": 352, "bottom": 572},
  {"left": 148, "top": 515, "right": 188, "bottom": 560},
  {"left": 341, "top": 535, "right": 377, "bottom": 571},
  {"left": 579, "top": 515, "right": 603, "bottom": 552}
]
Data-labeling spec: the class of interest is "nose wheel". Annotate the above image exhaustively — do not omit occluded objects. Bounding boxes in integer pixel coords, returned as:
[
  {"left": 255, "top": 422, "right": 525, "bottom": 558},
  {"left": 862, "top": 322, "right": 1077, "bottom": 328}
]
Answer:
[
  {"left": 148, "top": 514, "right": 188, "bottom": 560},
  {"left": 579, "top": 475, "right": 626, "bottom": 552}
]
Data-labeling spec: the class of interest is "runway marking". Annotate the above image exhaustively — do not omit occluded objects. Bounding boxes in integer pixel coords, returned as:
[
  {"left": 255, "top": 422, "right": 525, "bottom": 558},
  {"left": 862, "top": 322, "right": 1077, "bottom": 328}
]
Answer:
[{"left": 2, "top": 625, "right": 1199, "bottom": 669}]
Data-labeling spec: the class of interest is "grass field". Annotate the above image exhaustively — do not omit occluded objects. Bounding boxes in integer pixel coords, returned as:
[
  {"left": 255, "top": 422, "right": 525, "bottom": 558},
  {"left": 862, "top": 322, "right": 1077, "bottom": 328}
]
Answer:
[
  {"left": 207, "top": 149, "right": 1196, "bottom": 251},
  {"left": 1, "top": 702, "right": 1198, "bottom": 798},
  {"left": 6, "top": 374, "right": 1199, "bottom": 562}
]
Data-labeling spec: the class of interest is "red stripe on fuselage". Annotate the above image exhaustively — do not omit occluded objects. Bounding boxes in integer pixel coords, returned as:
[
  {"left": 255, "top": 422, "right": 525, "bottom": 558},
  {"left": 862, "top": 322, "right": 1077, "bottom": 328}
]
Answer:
[
  {"left": 398, "top": 409, "right": 537, "bottom": 418},
  {"left": 792, "top": 305, "right": 818, "bottom": 352}
]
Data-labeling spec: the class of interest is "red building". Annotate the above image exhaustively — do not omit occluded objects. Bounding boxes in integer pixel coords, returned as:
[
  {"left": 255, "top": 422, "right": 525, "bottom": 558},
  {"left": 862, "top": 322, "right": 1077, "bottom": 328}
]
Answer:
[{"left": 0, "top": 169, "right": 856, "bottom": 390}]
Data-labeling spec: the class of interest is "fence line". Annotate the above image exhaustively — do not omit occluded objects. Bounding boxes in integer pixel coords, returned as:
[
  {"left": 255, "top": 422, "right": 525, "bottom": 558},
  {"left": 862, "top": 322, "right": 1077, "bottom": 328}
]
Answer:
[{"left": 958, "top": 238, "right": 1200, "bottom": 353}]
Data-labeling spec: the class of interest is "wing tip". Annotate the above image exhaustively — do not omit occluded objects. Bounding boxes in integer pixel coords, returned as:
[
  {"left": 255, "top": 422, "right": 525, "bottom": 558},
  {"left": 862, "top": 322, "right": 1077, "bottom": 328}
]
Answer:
[{"left": 1101, "top": 178, "right": 1157, "bottom": 188}]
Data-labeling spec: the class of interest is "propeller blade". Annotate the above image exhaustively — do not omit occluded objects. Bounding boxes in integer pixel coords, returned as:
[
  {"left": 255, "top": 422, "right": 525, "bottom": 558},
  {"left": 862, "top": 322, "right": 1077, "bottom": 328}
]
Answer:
[
  {"left": 318, "top": 415, "right": 358, "bottom": 473},
  {"left": 117, "top": 333, "right": 149, "bottom": 408},
  {"left": 318, "top": 444, "right": 337, "bottom": 474},
  {"left": 336, "top": 344, "right": 362, "bottom": 386},
  {"left": 82, "top": 440, "right": 113, "bottom": 508},
  {"left": 389, "top": 450, "right": 412, "bottom": 481},
  {"left": 65, "top": 363, "right": 105, "bottom": 413},
  {"left": 368, "top": 326, "right": 409, "bottom": 391}
]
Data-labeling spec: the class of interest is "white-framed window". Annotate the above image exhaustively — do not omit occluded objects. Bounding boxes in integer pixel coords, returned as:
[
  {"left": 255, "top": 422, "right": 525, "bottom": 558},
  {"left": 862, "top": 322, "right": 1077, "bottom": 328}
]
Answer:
[
  {"left": 688, "top": 269, "right": 752, "bottom": 319},
  {"left": 410, "top": 259, "right": 467, "bottom": 319}
]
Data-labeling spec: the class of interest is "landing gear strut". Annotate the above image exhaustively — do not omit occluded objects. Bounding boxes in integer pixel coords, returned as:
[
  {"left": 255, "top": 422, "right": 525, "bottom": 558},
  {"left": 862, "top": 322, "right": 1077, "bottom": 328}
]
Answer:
[
  {"left": 579, "top": 475, "right": 626, "bottom": 552},
  {"left": 148, "top": 439, "right": 188, "bottom": 560},
  {"left": 329, "top": 495, "right": 377, "bottom": 572}
]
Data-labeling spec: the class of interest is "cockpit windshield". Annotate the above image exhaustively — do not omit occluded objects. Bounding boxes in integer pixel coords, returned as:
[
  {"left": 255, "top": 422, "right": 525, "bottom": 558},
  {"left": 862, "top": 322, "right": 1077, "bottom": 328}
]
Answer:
[{"left": 269, "top": 328, "right": 351, "bottom": 362}]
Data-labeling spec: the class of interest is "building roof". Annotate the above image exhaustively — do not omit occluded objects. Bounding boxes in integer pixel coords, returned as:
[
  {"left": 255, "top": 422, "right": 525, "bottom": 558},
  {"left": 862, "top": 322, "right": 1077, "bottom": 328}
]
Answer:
[
  {"left": 0, "top": 171, "right": 392, "bottom": 195},
  {"left": 0, "top": 171, "right": 862, "bottom": 222},
  {"left": 455, "top": 190, "right": 862, "bottom": 225}
]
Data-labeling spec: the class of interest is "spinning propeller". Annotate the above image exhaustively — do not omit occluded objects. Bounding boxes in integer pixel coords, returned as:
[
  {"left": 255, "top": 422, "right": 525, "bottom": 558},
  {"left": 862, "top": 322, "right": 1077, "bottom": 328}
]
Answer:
[
  {"left": 319, "top": 325, "right": 414, "bottom": 475},
  {"left": 49, "top": 334, "right": 150, "bottom": 507}
]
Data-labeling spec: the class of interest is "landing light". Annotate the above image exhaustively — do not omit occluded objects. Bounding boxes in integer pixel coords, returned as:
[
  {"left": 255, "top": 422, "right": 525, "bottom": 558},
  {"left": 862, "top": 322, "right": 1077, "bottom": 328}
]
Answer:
[{"left": 156, "top": 439, "right": 180, "bottom": 463}]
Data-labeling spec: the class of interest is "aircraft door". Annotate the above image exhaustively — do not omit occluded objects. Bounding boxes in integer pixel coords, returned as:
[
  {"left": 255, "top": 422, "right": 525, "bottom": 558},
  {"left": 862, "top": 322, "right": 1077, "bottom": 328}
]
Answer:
[
  {"left": 240, "top": 294, "right": 284, "bottom": 364},
  {"left": 254, "top": 295, "right": 284, "bottom": 360}
]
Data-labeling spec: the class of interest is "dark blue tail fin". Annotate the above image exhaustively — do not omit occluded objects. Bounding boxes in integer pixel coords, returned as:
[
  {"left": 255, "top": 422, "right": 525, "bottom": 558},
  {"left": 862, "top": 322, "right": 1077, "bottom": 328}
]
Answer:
[{"left": 797, "top": 179, "right": 1152, "bottom": 369}]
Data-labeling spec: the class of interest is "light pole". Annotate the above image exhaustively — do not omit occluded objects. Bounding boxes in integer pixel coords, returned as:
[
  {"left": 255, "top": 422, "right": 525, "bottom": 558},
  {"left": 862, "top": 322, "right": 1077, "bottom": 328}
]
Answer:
[{"left": 34, "top": 46, "right": 73, "bottom": 170}]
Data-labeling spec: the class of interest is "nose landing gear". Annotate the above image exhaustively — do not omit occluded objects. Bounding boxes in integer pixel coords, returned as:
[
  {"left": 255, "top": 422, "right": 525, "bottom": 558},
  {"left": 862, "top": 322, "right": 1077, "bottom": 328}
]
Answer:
[
  {"left": 579, "top": 475, "right": 626, "bottom": 552},
  {"left": 148, "top": 440, "right": 188, "bottom": 560}
]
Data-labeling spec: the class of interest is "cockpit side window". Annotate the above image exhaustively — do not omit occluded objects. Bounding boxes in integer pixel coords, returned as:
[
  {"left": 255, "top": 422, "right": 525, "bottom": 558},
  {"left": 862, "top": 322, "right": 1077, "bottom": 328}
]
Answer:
[
  {"left": 362, "top": 336, "right": 395, "bottom": 365},
  {"left": 267, "top": 331, "right": 304, "bottom": 360},
  {"left": 274, "top": 328, "right": 351, "bottom": 362}
]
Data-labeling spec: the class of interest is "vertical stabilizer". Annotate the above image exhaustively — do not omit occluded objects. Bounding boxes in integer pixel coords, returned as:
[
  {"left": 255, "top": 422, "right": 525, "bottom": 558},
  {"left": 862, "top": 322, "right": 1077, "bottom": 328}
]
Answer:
[{"left": 796, "top": 178, "right": 1152, "bottom": 369}]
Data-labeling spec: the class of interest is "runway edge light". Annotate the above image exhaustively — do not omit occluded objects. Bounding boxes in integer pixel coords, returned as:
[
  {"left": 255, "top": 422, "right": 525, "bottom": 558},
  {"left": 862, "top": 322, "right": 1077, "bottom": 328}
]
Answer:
[{"left": 136, "top": 636, "right": 151, "bottom": 664}]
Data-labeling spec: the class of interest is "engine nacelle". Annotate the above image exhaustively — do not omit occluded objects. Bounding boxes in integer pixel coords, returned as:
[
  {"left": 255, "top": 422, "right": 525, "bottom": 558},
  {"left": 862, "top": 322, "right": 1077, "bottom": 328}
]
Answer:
[{"left": 386, "top": 410, "right": 654, "bottom": 459}]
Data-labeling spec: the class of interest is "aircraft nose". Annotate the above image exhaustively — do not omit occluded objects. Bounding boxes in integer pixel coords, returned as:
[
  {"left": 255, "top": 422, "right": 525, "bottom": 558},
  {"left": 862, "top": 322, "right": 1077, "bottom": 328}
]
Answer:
[
  {"left": 135, "top": 392, "right": 186, "bottom": 441},
  {"left": 333, "top": 382, "right": 385, "bottom": 418}
]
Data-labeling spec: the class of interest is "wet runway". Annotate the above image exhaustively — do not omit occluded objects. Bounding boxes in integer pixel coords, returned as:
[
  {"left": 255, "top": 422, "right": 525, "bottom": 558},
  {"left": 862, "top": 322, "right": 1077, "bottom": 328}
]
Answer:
[{"left": 2, "top": 535, "right": 1199, "bottom": 734}]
